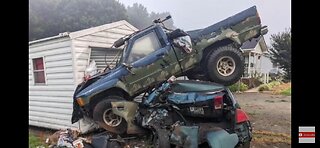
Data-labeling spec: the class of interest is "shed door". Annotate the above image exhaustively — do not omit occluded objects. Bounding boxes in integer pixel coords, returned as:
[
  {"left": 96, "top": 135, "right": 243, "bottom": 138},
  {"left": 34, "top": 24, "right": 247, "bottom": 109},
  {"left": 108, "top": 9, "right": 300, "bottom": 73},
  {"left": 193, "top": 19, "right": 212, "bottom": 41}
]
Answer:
[{"left": 90, "top": 47, "right": 120, "bottom": 71}]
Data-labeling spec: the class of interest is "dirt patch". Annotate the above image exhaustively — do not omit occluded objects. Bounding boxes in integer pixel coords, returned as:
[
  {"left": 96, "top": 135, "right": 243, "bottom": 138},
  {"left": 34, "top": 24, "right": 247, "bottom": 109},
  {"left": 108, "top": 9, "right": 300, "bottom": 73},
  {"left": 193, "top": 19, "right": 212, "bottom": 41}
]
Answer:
[
  {"left": 271, "top": 83, "right": 291, "bottom": 95},
  {"left": 234, "top": 92, "right": 291, "bottom": 147}
]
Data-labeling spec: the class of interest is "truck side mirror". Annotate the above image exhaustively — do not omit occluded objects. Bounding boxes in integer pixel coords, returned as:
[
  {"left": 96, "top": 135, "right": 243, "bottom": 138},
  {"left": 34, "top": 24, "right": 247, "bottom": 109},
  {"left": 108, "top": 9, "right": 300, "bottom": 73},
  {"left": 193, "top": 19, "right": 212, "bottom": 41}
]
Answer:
[
  {"left": 122, "top": 63, "right": 135, "bottom": 75},
  {"left": 114, "top": 38, "right": 125, "bottom": 48}
]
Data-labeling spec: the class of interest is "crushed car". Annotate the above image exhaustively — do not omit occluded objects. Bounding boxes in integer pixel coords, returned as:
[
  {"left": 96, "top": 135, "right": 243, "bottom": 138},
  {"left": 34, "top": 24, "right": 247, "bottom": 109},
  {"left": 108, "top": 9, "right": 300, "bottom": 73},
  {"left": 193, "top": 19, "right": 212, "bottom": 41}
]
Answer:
[
  {"left": 51, "top": 77, "right": 251, "bottom": 148},
  {"left": 108, "top": 76, "right": 252, "bottom": 148},
  {"left": 71, "top": 6, "right": 267, "bottom": 135}
]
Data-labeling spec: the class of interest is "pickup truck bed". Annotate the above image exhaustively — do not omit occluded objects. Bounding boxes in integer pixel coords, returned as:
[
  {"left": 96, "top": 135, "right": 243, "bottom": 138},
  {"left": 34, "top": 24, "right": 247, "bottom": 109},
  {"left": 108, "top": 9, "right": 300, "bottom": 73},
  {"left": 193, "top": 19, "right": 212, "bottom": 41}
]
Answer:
[{"left": 187, "top": 6, "right": 261, "bottom": 42}]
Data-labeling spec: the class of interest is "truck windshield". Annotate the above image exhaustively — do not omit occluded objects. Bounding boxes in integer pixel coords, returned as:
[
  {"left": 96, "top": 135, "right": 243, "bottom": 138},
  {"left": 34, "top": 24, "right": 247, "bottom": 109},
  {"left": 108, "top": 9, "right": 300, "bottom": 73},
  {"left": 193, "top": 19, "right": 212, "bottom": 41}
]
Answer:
[{"left": 127, "top": 31, "right": 161, "bottom": 63}]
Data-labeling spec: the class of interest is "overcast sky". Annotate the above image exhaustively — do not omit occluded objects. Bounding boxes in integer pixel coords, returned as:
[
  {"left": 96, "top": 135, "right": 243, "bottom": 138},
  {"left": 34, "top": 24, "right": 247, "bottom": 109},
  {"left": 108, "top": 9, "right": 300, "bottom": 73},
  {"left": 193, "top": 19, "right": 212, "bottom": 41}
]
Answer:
[{"left": 117, "top": 0, "right": 291, "bottom": 46}]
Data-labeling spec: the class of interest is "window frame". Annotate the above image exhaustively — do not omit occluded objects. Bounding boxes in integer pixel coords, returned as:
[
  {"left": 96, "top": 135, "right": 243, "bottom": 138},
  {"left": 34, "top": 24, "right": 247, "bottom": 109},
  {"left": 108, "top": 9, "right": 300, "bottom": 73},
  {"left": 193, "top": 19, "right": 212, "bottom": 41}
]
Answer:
[
  {"left": 125, "top": 28, "right": 165, "bottom": 64},
  {"left": 32, "top": 57, "right": 47, "bottom": 85}
]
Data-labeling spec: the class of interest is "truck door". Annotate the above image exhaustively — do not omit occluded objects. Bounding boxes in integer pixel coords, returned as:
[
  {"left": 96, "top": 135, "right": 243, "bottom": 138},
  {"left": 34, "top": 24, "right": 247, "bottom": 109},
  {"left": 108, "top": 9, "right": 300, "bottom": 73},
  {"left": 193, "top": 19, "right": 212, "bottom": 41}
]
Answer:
[
  {"left": 171, "top": 36, "right": 198, "bottom": 72},
  {"left": 122, "top": 28, "right": 177, "bottom": 94}
]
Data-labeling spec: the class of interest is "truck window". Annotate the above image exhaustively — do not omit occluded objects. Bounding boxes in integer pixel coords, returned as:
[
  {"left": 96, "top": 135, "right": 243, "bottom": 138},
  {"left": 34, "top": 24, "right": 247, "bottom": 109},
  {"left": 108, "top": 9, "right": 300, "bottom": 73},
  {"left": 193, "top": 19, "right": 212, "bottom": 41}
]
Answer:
[{"left": 128, "top": 31, "right": 161, "bottom": 63}]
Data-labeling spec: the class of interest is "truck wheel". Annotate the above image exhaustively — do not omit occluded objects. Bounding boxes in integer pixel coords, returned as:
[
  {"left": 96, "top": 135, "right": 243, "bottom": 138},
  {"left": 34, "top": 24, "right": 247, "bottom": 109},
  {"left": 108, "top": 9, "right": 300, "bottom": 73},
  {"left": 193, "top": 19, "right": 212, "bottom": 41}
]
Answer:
[
  {"left": 206, "top": 45, "right": 244, "bottom": 86},
  {"left": 93, "top": 96, "right": 127, "bottom": 134}
]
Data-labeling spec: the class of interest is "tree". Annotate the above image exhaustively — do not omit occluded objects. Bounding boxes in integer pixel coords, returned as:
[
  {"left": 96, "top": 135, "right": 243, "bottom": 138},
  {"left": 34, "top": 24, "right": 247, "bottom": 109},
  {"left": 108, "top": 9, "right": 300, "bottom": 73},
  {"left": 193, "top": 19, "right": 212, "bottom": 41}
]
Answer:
[
  {"left": 29, "top": 0, "right": 175, "bottom": 41},
  {"left": 126, "top": 3, "right": 150, "bottom": 29},
  {"left": 268, "top": 28, "right": 291, "bottom": 81},
  {"left": 126, "top": 3, "right": 175, "bottom": 30},
  {"left": 29, "top": 0, "right": 128, "bottom": 41}
]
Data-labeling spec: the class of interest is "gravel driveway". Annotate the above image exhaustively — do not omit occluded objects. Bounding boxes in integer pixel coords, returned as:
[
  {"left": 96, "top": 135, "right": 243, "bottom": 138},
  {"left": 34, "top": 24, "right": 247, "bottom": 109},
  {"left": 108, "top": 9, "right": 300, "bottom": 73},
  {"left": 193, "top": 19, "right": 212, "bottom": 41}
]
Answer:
[{"left": 234, "top": 92, "right": 291, "bottom": 148}]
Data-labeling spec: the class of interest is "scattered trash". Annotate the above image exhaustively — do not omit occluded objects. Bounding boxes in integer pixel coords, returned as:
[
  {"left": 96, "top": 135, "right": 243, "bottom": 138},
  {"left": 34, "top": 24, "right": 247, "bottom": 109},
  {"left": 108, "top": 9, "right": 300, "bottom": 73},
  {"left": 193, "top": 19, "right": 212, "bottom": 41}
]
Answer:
[{"left": 46, "top": 128, "right": 93, "bottom": 148}]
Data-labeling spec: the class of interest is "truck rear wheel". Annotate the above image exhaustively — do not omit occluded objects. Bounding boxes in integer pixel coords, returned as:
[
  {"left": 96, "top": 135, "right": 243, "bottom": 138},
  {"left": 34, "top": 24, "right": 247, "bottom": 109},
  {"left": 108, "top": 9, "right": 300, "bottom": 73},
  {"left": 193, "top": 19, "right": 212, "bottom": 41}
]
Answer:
[
  {"left": 93, "top": 96, "right": 127, "bottom": 134},
  {"left": 206, "top": 45, "right": 244, "bottom": 86}
]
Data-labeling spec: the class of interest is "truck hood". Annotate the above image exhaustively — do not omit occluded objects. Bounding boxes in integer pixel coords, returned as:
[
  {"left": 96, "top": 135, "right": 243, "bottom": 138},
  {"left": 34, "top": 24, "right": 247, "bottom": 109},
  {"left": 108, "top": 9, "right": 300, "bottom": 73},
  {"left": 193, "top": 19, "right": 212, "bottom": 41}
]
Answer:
[{"left": 74, "top": 65, "right": 129, "bottom": 100}]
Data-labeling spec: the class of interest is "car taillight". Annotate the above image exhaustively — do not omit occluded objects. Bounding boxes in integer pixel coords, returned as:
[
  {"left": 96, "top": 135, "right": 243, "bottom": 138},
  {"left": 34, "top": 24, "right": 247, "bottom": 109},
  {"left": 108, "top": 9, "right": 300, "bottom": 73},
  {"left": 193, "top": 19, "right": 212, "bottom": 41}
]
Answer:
[
  {"left": 236, "top": 109, "right": 249, "bottom": 123},
  {"left": 214, "top": 96, "right": 223, "bottom": 109}
]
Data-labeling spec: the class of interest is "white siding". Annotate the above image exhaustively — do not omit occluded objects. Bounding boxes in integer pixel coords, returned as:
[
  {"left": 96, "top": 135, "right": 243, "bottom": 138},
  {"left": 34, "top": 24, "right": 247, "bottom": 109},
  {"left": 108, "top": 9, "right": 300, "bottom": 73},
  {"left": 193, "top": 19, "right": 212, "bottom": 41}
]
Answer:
[
  {"left": 29, "top": 37, "right": 77, "bottom": 129},
  {"left": 72, "top": 24, "right": 136, "bottom": 84},
  {"left": 261, "top": 55, "right": 273, "bottom": 73},
  {"left": 29, "top": 21, "right": 138, "bottom": 131}
]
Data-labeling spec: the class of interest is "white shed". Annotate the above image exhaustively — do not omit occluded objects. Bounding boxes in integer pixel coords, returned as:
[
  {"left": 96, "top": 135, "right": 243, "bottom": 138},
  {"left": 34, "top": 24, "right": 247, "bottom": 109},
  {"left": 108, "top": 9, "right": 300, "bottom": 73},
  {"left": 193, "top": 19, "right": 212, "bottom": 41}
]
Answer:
[{"left": 29, "top": 20, "right": 138, "bottom": 130}]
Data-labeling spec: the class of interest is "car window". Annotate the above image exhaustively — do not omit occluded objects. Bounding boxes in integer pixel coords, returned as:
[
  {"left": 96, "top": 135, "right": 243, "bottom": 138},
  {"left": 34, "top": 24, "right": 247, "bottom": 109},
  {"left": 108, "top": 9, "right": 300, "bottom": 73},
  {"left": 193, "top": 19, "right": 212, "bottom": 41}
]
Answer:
[{"left": 127, "top": 31, "right": 161, "bottom": 63}]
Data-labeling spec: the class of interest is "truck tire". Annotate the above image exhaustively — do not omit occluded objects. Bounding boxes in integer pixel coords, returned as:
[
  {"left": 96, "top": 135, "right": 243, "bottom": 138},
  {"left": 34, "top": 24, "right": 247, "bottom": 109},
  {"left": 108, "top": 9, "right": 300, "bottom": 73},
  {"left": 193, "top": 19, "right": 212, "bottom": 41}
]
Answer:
[
  {"left": 93, "top": 96, "right": 127, "bottom": 134},
  {"left": 206, "top": 45, "right": 244, "bottom": 86}
]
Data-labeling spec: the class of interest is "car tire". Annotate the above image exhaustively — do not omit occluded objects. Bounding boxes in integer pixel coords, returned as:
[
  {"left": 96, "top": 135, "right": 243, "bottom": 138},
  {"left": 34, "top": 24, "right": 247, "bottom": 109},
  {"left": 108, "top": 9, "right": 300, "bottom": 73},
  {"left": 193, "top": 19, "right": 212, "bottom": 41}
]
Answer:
[
  {"left": 206, "top": 45, "right": 244, "bottom": 86},
  {"left": 93, "top": 96, "right": 127, "bottom": 134},
  {"left": 236, "top": 121, "right": 252, "bottom": 148}
]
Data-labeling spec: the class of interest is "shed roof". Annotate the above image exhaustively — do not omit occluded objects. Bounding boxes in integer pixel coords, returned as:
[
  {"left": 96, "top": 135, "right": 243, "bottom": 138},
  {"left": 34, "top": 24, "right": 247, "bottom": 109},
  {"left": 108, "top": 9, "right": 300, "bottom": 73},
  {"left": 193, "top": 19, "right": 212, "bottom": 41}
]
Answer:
[
  {"left": 241, "top": 35, "right": 268, "bottom": 53},
  {"left": 29, "top": 20, "right": 138, "bottom": 45}
]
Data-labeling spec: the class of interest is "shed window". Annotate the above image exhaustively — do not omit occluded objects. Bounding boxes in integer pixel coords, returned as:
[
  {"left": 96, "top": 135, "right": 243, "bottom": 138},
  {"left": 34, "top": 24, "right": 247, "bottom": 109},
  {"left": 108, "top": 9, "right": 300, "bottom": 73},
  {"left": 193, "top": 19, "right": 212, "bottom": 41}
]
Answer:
[{"left": 33, "top": 57, "right": 46, "bottom": 84}]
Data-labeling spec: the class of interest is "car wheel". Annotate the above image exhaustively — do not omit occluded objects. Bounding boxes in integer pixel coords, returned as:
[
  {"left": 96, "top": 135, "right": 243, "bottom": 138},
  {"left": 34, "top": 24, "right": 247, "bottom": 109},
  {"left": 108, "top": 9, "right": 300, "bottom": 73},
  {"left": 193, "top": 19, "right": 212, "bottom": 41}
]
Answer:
[
  {"left": 206, "top": 45, "right": 244, "bottom": 86},
  {"left": 236, "top": 121, "right": 252, "bottom": 148},
  {"left": 93, "top": 96, "right": 127, "bottom": 134}
]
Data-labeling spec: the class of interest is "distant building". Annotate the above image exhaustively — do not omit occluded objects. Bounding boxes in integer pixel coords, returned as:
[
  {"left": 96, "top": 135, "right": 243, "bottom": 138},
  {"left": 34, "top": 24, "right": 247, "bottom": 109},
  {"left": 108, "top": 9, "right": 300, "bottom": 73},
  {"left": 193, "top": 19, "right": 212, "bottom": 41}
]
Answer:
[{"left": 241, "top": 36, "right": 276, "bottom": 84}]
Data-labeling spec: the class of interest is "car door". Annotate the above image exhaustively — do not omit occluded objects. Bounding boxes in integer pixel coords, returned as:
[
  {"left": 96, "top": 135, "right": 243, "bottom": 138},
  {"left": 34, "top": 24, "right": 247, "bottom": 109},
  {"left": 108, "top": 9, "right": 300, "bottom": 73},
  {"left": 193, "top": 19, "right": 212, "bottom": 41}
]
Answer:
[{"left": 122, "top": 28, "right": 177, "bottom": 94}]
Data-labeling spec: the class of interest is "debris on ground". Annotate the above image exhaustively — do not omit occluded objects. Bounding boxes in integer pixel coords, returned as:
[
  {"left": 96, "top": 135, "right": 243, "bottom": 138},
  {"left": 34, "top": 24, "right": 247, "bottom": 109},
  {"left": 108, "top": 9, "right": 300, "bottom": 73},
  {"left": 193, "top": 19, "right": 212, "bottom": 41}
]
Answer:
[{"left": 45, "top": 128, "right": 98, "bottom": 148}]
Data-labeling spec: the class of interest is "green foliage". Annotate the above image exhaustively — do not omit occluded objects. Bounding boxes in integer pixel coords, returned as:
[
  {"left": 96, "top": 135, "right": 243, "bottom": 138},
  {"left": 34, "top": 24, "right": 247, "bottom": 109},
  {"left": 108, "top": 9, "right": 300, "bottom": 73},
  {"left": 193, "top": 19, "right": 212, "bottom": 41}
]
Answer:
[
  {"left": 267, "top": 81, "right": 281, "bottom": 88},
  {"left": 29, "top": 0, "right": 174, "bottom": 41},
  {"left": 126, "top": 3, "right": 174, "bottom": 30},
  {"left": 29, "top": 133, "right": 46, "bottom": 148},
  {"left": 268, "top": 28, "right": 291, "bottom": 81},
  {"left": 280, "top": 87, "right": 291, "bottom": 96},
  {"left": 229, "top": 82, "right": 249, "bottom": 92},
  {"left": 258, "top": 84, "right": 270, "bottom": 92},
  {"left": 258, "top": 81, "right": 281, "bottom": 92}
]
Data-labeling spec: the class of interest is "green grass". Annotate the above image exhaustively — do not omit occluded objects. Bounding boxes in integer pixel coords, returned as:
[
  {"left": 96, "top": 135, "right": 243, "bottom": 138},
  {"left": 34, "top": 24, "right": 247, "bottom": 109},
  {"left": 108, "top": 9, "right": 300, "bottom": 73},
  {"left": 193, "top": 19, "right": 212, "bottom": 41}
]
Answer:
[
  {"left": 280, "top": 87, "right": 291, "bottom": 96},
  {"left": 228, "top": 82, "right": 248, "bottom": 92},
  {"left": 29, "top": 133, "right": 46, "bottom": 148},
  {"left": 258, "top": 81, "right": 282, "bottom": 92},
  {"left": 258, "top": 84, "right": 270, "bottom": 92}
]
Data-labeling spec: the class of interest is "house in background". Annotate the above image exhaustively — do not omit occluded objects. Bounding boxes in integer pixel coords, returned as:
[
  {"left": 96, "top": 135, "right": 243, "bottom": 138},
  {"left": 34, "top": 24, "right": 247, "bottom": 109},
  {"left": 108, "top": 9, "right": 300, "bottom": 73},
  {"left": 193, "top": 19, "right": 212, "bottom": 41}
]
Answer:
[
  {"left": 29, "top": 20, "right": 138, "bottom": 131},
  {"left": 241, "top": 36, "right": 275, "bottom": 84}
]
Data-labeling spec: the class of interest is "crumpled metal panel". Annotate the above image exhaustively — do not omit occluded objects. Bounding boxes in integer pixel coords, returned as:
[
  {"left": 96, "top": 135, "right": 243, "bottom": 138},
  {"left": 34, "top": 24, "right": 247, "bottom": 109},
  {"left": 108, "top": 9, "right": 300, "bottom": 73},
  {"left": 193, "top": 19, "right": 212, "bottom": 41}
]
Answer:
[
  {"left": 111, "top": 101, "right": 146, "bottom": 134},
  {"left": 170, "top": 125, "right": 199, "bottom": 148},
  {"left": 206, "top": 129, "right": 239, "bottom": 148},
  {"left": 167, "top": 92, "right": 224, "bottom": 105}
]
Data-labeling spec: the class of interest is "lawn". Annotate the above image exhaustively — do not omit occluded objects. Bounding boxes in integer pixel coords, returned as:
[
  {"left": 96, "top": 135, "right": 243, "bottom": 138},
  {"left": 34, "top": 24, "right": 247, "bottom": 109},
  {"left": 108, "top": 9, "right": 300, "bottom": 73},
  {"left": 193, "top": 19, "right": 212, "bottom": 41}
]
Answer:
[{"left": 29, "top": 133, "right": 46, "bottom": 148}]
